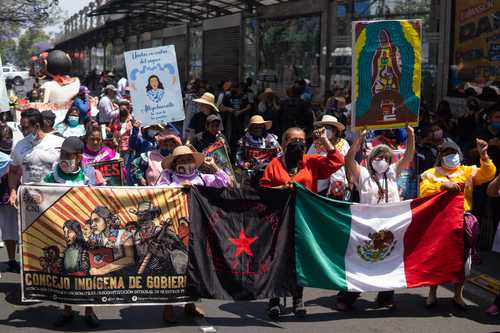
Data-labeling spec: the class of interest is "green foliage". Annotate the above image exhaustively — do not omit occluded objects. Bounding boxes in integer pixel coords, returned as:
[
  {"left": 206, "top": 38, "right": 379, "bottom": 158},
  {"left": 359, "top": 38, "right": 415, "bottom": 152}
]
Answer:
[{"left": 15, "top": 29, "right": 50, "bottom": 67}]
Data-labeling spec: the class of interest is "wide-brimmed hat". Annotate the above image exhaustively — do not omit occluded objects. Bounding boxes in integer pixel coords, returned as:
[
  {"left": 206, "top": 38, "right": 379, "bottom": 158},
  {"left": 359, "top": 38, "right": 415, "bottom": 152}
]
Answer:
[
  {"left": 258, "top": 88, "right": 278, "bottom": 101},
  {"left": 161, "top": 145, "right": 205, "bottom": 170},
  {"left": 193, "top": 92, "right": 219, "bottom": 112},
  {"left": 129, "top": 202, "right": 161, "bottom": 216},
  {"left": 313, "top": 115, "right": 345, "bottom": 131},
  {"left": 105, "top": 84, "right": 117, "bottom": 92},
  {"left": 247, "top": 115, "right": 272, "bottom": 131}
]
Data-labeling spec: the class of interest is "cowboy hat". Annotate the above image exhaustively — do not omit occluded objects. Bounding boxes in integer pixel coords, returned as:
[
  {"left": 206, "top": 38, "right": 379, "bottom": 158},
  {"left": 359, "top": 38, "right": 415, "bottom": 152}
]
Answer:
[
  {"left": 313, "top": 115, "right": 345, "bottom": 131},
  {"left": 193, "top": 92, "right": 219, "bottom": 112},
  {"left": 247, "top": 115, "right": 272, "bottom": 131},
  {"left": 161, "top": 145, "right": 205, "bottom": 171},
  {"left": 258, "top": 88, "right": 278, "bottom": 101}
]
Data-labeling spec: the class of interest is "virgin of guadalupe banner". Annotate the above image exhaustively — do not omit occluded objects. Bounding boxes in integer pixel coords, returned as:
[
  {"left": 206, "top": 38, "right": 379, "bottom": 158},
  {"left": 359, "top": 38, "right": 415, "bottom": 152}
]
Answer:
[
  {"left": 352, "top": 20, "right": 421, "bottom": 130},
  {"left": 19, "top": 185, "right": 191, "bottom": 306},
  {"left": 124, "top": 46, "right": 185, "bottom": 127}
]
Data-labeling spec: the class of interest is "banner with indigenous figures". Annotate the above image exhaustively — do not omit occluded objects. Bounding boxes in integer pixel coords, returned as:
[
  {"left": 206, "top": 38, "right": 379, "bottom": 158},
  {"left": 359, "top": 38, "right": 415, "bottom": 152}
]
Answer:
[
  {"left": 352, "top": 20, "right": 422, "bottom": 130},
  {"left": 124, "top": 45, "right": 185, "bottom": 127},
  {"left": 91, "top": 159, "right": 125, "bottom": 186},
  {"left": 19, "top": 185, "right": 191, "bottom": 305}
]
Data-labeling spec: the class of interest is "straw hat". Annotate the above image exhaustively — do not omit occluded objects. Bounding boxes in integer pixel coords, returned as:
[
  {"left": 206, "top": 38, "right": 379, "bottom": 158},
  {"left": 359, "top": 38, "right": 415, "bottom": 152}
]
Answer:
[
  {"left": 161, "top": 145, "right": 205, "bottom": 170},
  {"left": 247, "top": 115, "right": 272, "bottom": 131},
  {"left": 193, "top": 92, "right": 219, "bottom": 112},
  {"left": 258, "top": 88, "right": 278, "bottom": 101},
  {"left": 313, "top": 115, "right": 345, "bottom": 131}
]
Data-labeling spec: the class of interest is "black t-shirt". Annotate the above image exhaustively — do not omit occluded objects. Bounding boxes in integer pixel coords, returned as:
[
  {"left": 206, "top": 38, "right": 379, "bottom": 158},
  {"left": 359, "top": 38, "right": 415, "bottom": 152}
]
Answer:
[
  {"left": 188, "top": 112, "right": 207, "bottom": 135},
  {"left": 222, "top": 92, "right": 250, "bottom": 142}
]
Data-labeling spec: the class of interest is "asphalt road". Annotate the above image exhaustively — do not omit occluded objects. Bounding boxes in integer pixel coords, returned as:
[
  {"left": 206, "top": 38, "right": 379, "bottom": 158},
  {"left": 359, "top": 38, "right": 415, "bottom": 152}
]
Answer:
[{"left": 0, "top": 252, "right": 498, "bottom": 333}]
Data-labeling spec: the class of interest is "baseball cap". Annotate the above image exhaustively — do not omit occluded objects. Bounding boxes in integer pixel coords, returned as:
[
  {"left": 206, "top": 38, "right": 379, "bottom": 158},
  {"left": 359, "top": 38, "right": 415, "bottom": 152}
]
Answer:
[
  {"left": 206, "top": 114, "right": 221, "bottom": 124},
  {"left": 61, "top": 136, "right": 84, "bottom": 154}
]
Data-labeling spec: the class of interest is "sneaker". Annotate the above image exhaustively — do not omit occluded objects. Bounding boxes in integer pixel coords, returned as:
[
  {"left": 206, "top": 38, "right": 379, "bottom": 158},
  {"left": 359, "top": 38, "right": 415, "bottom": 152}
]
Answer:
[
  {"left": 53, "top": 312, "right": 75, "bottom": 327},
  {"left": 292, "top": 297, "right": 307, "bottom": 318},
  {"left": 7, "top": 260, "right": 20, "bottom": 273},
  {"left": 267, "top": 298, "right": 281, "bottom": 320},
  {"left": 84, "top": 312, "right": 100, "bottom": 328},
  {"left": 376, "top": 295, "right": 396, "bottom": 310},
  {"left": 486, "top": 304, "right": 499, "bottom": 316}
]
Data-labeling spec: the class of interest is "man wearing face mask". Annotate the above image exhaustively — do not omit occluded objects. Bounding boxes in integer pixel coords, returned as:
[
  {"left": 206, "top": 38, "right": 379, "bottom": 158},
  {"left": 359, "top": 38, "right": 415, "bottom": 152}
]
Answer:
[
  {"left": 236, "top": 115, "right": 281, "bottom": 186},
  {"left": 43, "top": 136, "right": 104, "bottom": 186},
  {"left": 420, "top": 139, "right": 495, "bottom": 310},
  {"left": 260, "top": 127, "right": 344, "bottom": 319},
  {"left": 130, "top": 129, "right": 182, "bottom": 186},
  {"left": 8, "top": 108, "right": 64, "bottom": 205},
  {"left": 339, "top": 126, "right": 415, "bottom": 311},
  {"left": 191, "top": 114, "right": 228, "bottom": 153},
  {"left": 0, "top": 123, "right": 21, "bottom": 272}
]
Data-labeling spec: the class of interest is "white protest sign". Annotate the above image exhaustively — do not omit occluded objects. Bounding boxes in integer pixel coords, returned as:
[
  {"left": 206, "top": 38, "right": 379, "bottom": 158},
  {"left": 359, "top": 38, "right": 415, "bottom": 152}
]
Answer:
[{"left": 124, "top": 46, "right": 185, "bottom": 127}]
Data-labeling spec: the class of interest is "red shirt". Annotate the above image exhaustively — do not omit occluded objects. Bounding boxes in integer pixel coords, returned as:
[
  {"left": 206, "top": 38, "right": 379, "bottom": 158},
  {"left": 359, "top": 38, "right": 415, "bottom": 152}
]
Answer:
[{"left": 259, "top": 150, "right": 344, "bottom": 193}]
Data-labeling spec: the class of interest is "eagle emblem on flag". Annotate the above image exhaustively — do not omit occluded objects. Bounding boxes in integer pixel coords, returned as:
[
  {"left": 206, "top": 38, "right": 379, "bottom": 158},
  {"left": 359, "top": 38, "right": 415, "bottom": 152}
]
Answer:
[{"left": 357, "top": 230, "right": 397, "bottom": 262}]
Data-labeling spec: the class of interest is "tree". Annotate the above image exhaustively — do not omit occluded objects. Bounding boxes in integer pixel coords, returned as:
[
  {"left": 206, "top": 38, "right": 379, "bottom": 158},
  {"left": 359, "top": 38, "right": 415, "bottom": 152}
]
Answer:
[
  {"left": 0, "top": 0, "right": 60, "bottom": 40},
  {"left": 0, "top": 39, "right": 17, "bottom": 65},
  {"left": 16, "top": 29, "right": 51, "bottom": 67}
]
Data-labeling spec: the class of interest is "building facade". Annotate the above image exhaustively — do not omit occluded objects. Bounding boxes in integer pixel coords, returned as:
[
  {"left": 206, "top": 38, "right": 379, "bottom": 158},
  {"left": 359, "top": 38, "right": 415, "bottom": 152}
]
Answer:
[{"left": 55, "top": 0, "right": 497, "bottom": 111}]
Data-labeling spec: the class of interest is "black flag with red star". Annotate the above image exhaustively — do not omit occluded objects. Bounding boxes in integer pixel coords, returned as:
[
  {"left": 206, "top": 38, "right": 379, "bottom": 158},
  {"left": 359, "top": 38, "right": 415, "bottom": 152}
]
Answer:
[{"left": 187, "top": 186, "right": 296, "bottom": 300}]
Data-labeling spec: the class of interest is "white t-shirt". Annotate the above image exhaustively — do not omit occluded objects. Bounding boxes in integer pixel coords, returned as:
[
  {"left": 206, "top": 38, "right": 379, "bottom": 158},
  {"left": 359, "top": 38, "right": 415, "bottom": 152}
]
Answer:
[
  {"left": 357, "top": 164, "right": 400, "bottom": 204},
  {"left": 11, "top": 133, "right": 64, "bottom": 184},
  {"left": 117, "top": 78, "right": 127, "bottom": 97},
  {"left": 41, "top": 79, "right": 80, "bottom": 104},
  {"left": 98, "top": 95, "right": 118, "bottom": 123}
]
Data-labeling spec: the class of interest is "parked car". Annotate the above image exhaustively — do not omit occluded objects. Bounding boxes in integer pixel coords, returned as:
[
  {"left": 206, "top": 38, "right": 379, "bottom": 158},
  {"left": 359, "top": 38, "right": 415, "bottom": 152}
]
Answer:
[{"left": 1, "top": 65, "right": 30, "bottom": 86}]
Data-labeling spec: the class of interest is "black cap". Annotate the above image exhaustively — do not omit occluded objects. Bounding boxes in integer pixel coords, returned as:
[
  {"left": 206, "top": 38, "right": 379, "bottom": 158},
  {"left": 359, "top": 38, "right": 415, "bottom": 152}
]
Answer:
[
  {"left": 61, "top": 136, "right": 84, "bottom": 154},
  {"left": 41, "top": 110, "right": 56, "bottom": 120}
]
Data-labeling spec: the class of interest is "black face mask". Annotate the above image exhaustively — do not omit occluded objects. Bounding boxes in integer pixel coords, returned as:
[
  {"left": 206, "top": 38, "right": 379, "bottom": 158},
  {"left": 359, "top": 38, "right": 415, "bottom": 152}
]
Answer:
[
  {"left": 119, "top": 110, "right": 129, "bottom": 118},
  {"left": 285, "top": 140, "right": 306, "bottom": 165}
]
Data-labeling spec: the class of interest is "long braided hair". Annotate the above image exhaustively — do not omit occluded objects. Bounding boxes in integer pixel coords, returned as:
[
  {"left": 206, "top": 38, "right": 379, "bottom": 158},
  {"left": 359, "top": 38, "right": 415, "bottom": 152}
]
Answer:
[{"left": 367, "top": 144, "right": 393, "bottom": 203}]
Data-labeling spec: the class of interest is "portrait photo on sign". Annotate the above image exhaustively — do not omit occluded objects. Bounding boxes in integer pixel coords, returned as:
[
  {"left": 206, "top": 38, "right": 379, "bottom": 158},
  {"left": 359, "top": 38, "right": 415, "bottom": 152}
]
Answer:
[{"left": 124, "top": 45, "right": 185, "bottom": 127}]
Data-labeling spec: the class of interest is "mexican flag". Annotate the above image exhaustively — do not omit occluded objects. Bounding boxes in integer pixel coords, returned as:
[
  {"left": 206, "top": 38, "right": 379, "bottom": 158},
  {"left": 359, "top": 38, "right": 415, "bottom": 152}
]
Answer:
[{"left": 295, "top": 184, "right": 465, "bottom": 292}]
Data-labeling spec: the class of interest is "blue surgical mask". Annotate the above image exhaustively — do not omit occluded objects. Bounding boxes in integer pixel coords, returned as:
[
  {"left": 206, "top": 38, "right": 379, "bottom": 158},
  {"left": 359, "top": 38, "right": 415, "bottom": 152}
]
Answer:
[
  {"left": 68, "top": 116, "right": 79, "bottom": 127},
  {"left": 442, "top": 153, "right": 461, "bottom": 169}
]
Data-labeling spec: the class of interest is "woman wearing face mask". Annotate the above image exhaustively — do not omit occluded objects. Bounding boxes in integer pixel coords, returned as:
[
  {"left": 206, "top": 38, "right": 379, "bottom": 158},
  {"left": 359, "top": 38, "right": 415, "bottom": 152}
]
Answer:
[
  {"left": 129, "top": 121, "right": 180, "bottom": 160},
  {"left": 420, "top": 139, "right": 495, "bottom": 310},
  {"left": 82, "top": 123, "right": 118, "bottom": 165},
  {"left": 54, "top": 106, "right": 86, "bottom": 138},
  {"left": 44, "top": 136, "right": 104, "bottom": 185},
  {"left": 156, "top": 145, "right": 232, "bottom": 188},
  {"left": 307, "top": 115, "right": 350, "bottom": 198},
  {"left": 235, "top": 115, "right": 281, "bottom": 186},
  {"left": 130, "top": 129, "right": 182, "bottom": 186},
  {"left": 338, "top": 126, "right": 415, "bottom": 311},
  {"left": 260, "top": 127, "right": 344, "bottom": 319}
]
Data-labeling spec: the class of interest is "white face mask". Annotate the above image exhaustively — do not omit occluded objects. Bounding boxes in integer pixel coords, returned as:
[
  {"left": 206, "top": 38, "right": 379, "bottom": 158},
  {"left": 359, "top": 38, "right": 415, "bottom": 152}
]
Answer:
[
  {"left": 176, "top": 163, "right": 196, "bottom": 176},
  {"left": 442, "top": 153, "right": 460, "bottom": 169},
  {"left": 60, "top": 159, "right": 79, "bottom": 173},
  {"left": 371, "top": 159, "right": 389, "bottom": 174}
]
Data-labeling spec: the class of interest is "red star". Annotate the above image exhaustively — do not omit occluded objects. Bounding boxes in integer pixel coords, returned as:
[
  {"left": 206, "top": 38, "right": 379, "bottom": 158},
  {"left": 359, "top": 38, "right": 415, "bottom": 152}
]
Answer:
[{"left": 229, "top": 228, "right": 258, "bottom": 257}]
